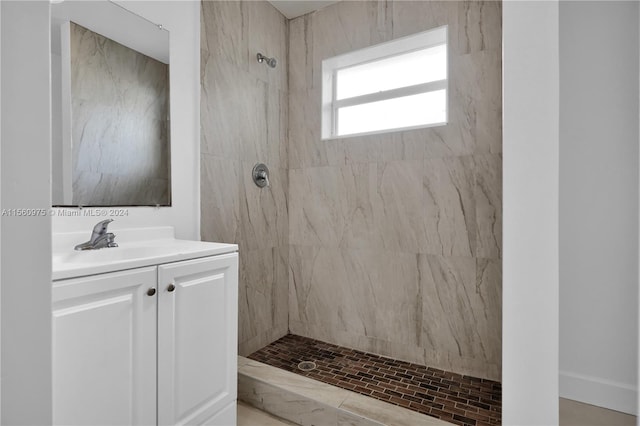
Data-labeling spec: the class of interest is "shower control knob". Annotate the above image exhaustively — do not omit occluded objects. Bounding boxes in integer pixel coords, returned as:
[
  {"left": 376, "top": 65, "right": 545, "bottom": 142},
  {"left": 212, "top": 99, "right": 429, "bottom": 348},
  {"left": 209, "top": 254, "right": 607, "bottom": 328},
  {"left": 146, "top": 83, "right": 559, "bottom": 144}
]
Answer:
[
  {"left": 147, "top": 288, "right": 156, "bottom": 296},
  {"left": 252, "top": 163, "right": 270, "bottom": 188},
  {"left": 167, "top": 283, "right": 176, "bottom": 292}
]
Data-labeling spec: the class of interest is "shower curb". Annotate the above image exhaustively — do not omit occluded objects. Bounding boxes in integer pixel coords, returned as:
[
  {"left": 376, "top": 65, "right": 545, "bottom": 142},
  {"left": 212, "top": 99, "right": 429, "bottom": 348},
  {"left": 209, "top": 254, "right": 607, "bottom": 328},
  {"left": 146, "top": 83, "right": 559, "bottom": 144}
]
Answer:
[{"left": 237, "top": 356, "right": 454, "bottom": 426}]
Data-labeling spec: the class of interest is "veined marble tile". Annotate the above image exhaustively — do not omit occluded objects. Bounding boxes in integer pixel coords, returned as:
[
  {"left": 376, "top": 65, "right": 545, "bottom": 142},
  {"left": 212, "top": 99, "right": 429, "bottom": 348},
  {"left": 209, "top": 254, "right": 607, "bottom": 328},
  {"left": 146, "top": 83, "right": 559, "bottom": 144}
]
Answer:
[
  {"left": 473, "top": 49, "right": 502, "bottom": 155},
  {"left": 272, "top": 88, "right": 289, "bottom": 169},
  {"left": 391, "top": 1, "right": 455, "bottom": 40},
  {"left": 423, "top": 156, "right": 476, "bottom": 256},
  {"left": 476, "top": 257, "right": 502, "bottom": 367},
  {"left": 200, "top": 154, "right": 241, "bottom": 244},
  {"left": 340, "top": 163, "right": 383, "bottom": 248},
  {"left": 201, "top": 0, "right": 291, "bottom": 363},
  {"left": 450, "top": 49, "right": 502, "bottom": 155},
  {"left": 389, "top": 122, "right": 473, "bottom": 161},
  {"left": 374, "top": 161, "right": 426, "bottom": 253},
  {"left": 337, "top": 412, "right": 384, "bottom": 426},
  {"left": 340, "top": 392, "right": 452, "bottom": 426},
  {"left": 289, "top": 246, "right": 422, "bottom": 348},
  {"left": 238, "top": 401, "right": 297, "bottom": 426},
  {"left": 288, "top": 15, "right": 316, "bottom": 92},
  {"left": 247, "top": 0, "right": 288, "bottom": 91},
  {"left": 475, "top": 154, "right": 502, "bottom": 258},
  {"left": 239, "top": 357, "right": 454, "bottom": 426},
  {"left": 236, "top": 78, "right": 272, "bottom": 166},
  {"left": 310, "top": 1, "right": 392, "bottom": 90},
  {"left": 200, "top": 0, "right": 248, "bottom": 68},
  {"left": 239, "top": 325, "right": 288, "bottom": 358},
  {"left": 420, "top": 254, "right": 476, "bottom": 359},
  {"left": 238, "top": 356, "right": 251, "bottom": 369},
  {"left": 457, "top": 0, "right": 502, "bottom": 55},
  {"left": 239, "top": 164, "right": 288, "bottom": 250},
  {"left": 289, "top": 306, "right": 394, "bottom": 360},
  {"left": 447, "top": 64, "right": 478, "bottom": 158},
  {"left": 289, "top": 163, "right": 384, "bottom": 249},
  {"left": 289, "top": 317, "right": 500, "bottom": 381},
  {"left": 239, "top": 358, "right": 351, "bottom": 408},
  {"left": 325, "top": 134, "right": 382, "bottom": 166},
  {"left": 238, "top": 375, "right": 340, "bottom": 426},
  {"left": 210, "top": 0, "right": 503, "bottom": 383},
  {"left": 289, "top": 166, "right": 346, "bottom": 246},
  {"left": 201, "top": 57, "right": 249, "bottom": 159},
  {"left": 378, "top": 131, "right": 425, "bottom": 163},
  {"left": 288, "top": 88, "right": 325, "bottom": 169},
  {"left": 238, "top": 246, "right": 289, "bottom": 353},
  {"left": 420, "top": 254, "right": 501, "bottom": 379},
  {"left": 202, "top": 54, "right": 287, "bottom": 169},
  {"left": 287, "top": 245, "right": 318, "bottom": 327},
  {"left": 288, "top": 245, "right": 361, "bottom": 334}
]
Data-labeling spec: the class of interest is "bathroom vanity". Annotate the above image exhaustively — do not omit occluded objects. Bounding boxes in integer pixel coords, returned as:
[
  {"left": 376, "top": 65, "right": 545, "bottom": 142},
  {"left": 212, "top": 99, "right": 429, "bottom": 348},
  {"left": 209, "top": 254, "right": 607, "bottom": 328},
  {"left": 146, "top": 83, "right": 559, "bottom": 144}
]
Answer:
[{"left": 52, "top": 227, "right": 238, "bottom": 425}]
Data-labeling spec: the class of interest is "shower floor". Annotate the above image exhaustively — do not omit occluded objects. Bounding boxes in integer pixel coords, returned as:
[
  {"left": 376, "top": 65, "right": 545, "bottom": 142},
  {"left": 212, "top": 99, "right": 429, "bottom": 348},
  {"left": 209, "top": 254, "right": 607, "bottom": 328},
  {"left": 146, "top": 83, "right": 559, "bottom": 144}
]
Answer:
[{"left": 248, "top": 334, "right": 501, "bottom": 426}]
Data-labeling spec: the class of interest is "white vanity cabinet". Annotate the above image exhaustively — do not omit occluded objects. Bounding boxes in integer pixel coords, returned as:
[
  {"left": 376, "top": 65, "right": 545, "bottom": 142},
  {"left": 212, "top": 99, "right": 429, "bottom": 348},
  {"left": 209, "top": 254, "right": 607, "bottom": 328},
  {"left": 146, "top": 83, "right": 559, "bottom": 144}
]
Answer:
[
  {"left": 52, "top": 267, "right": 158, "bottom": 425},
  {"left": 52, "top": 252, "right": 238, "bottom": 426},
  {"left": 157, "top": 255, "right": 238, "bottom": 425}
]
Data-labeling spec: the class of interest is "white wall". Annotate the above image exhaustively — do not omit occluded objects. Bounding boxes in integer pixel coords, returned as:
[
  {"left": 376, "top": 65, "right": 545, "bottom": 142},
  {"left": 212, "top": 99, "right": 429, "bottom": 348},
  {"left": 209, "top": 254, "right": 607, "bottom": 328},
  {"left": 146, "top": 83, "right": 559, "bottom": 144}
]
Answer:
[
  {"left": 1, "top": 2, "right": 3, "bottom": 421},
  {"left": 559, "top": 1, "right": 639, "bottom": 415},
  {"left": 1, "top": 1, "right": 52, "bottom": 423},
  {"left": 503, "top": 1, "right": 560, "bottom": 424},
  {"left": 0, "top": 1, "right": 199, "bottom": 422},
  {"left": 51, "top": 1, "right": 201, "bottom": 241}
]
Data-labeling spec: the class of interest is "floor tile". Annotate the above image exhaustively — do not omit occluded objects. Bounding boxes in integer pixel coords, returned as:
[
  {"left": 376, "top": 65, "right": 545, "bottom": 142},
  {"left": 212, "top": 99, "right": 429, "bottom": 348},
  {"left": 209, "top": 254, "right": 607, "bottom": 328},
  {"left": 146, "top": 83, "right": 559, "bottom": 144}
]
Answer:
[{"left": 248, "top": 334, "right": 501, "bottom": 426}]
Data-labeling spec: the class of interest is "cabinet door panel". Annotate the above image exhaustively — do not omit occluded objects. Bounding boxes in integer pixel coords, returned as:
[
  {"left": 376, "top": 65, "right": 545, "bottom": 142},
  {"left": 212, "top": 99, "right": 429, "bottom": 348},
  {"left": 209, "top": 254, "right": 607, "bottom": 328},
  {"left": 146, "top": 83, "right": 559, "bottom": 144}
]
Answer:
[
  {"left": 52, "top": 268, "right": 157, "bottom": 426},
  {"left": 158, "top": 253, "right": 238, "bottom": 426}
]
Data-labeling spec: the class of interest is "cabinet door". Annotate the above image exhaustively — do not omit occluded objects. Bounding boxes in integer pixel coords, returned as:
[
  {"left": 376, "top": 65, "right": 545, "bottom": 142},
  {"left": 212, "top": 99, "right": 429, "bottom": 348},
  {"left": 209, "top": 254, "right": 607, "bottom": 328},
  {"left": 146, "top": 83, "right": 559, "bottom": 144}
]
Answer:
[
  {"left": 52, "top": 267, "right": 157, "bottom": 426},
  {"left": 157, "top": 253, "right": 238, "bottom": 426}
]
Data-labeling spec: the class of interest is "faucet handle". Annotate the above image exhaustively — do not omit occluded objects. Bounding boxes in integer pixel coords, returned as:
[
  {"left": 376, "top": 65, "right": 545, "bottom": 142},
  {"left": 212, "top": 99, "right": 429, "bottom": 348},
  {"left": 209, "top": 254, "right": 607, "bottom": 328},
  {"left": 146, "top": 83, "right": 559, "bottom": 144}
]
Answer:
[{"left": 91, "top": 219, "right": 114, "bottom": 237}]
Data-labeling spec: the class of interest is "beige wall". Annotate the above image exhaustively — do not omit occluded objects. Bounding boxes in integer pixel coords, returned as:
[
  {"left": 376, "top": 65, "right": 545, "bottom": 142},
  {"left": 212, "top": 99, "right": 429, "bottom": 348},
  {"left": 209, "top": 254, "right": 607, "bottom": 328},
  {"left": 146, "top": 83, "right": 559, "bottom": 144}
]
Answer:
[
  {"left": 201, "top": 0, "right": 502, "bottom": 381},
  {"left": 200, "top": 1, "right": 289, "bottom": 355},
  {"left": 287, "top": 1, "right": 502, "bottom": 380}
]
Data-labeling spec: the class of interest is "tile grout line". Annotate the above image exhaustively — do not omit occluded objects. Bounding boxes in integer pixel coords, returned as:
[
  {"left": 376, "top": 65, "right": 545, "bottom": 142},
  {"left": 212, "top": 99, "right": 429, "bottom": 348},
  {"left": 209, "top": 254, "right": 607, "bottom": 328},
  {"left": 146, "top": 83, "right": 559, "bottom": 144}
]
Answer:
[{"left": 247, "top": 334, "right": 502, "bottom": 426}]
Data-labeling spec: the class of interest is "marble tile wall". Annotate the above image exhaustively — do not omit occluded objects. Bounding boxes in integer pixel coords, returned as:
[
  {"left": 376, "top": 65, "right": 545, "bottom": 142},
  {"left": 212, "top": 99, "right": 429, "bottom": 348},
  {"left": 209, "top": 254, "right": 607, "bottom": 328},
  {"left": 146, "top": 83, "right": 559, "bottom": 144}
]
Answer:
[
  {"left": 287, "top": 1, "right": 502, "bottom": 380},
  {"left": 70, "top": 22, "right": 170, "bottom": 206},
  {"left": 200, "top": 1, "right": 289, "bottom": 355}
]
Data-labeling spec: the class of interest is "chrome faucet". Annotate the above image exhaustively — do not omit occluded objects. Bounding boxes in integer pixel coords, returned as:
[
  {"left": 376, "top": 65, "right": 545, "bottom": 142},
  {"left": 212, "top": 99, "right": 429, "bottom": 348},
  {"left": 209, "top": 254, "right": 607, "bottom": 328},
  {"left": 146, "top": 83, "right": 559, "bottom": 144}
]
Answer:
[{"left": 74, "top": 219, "right": 118, "bottom": 251}]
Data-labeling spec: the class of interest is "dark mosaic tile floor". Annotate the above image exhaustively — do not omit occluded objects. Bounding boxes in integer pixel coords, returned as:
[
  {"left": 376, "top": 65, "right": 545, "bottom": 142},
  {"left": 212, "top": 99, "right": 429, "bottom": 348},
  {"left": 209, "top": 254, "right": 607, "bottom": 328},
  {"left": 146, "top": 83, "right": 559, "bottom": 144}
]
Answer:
[{"left": 248, "top": 334, "right": 501, "bottom": 426}]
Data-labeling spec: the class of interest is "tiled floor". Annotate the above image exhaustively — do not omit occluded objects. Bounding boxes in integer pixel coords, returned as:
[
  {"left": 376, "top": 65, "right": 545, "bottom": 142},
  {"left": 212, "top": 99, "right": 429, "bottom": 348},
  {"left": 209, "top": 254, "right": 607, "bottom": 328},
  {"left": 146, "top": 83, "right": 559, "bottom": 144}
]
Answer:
[
  {"left": 248, "top": 334, "right": 501, "bottom": 426},
  {"left": 559, "top": 398, "right": 636, "bottom": 426}
]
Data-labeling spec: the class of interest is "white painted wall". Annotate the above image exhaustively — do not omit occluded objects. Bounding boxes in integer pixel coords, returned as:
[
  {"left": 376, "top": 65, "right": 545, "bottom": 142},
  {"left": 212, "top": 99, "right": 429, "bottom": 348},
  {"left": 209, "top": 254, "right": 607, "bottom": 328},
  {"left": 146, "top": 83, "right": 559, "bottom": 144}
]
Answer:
[
  {"left": 0, "top": 2, "right": 3, "bottom": 421},
  {"left": 502, "top": 1, "right": 560, "bottom": 424},
  {"left": 1, "top": 1, "right": 52, "bottom": 423},
  {"left": 0, "top": 1, "right": 199, "bottom": 422},
  {"left": 559, "top": 1, "right": 639, "bottom": 415},
  {"left": 51, "top": 1, "right": 201, "bottom": 241}
]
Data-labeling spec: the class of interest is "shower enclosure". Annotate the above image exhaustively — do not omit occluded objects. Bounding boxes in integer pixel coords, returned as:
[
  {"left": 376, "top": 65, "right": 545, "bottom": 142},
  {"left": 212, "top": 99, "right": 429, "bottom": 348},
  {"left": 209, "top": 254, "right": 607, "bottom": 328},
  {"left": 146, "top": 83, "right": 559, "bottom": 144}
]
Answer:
[{"left": 200, "top": 1, "right": 502, "bottom": 424}]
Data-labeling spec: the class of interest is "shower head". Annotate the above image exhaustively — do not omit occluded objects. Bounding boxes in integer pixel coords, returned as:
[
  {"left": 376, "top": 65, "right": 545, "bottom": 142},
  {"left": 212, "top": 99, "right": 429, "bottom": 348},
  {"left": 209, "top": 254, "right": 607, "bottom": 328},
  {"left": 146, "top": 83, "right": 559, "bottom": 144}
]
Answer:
[{"left": 257, "top": 53, "right": 277, "bottom": 68}]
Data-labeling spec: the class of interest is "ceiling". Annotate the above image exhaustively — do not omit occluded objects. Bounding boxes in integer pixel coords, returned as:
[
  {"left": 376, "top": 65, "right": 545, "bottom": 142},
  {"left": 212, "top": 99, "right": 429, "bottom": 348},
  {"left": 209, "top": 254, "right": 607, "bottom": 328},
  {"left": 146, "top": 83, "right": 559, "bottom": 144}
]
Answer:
[{"left": 267, "top": 0, "right": 340, "bottom": 19}]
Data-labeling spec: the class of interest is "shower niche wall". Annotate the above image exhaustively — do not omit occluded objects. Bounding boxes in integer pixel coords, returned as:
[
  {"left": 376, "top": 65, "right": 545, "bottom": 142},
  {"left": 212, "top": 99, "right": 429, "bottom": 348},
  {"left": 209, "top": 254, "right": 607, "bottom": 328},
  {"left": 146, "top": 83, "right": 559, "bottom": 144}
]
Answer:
[{"left": 201, "top": 0, "right": 502, "bottom": 423}]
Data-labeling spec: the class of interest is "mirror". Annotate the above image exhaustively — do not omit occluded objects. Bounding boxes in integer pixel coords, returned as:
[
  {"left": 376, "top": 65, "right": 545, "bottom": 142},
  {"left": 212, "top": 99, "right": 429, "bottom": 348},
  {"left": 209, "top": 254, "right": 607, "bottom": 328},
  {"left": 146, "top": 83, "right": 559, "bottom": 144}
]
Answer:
[{"left": 51, "top": 1, "right": 171, "bottom": 207}]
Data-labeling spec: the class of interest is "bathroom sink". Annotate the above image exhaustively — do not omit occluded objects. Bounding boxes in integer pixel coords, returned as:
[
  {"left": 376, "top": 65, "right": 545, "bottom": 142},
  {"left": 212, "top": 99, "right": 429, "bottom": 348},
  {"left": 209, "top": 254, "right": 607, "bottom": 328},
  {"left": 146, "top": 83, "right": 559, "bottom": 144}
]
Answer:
[
  {"left": 52, "top": 226, "right": 238, "bottom": 280},
  {"left": 53, "top": 245, "right": 172, "bottom": 264}
]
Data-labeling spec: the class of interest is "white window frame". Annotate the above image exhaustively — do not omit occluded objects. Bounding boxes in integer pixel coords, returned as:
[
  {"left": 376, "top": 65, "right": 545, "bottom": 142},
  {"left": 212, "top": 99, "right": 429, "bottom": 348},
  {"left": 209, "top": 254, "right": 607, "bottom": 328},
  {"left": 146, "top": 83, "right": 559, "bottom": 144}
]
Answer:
[{"left": 321, "top": 25, "right": 448, "bottom": 140}]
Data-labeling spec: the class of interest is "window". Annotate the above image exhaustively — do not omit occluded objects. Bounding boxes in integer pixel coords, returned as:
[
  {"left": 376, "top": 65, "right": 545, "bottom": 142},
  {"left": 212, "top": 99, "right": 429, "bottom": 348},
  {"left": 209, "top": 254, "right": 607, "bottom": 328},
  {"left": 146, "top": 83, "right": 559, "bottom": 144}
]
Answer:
[{"left": 321, "top": 26, "right": 448, "bottom": 139}]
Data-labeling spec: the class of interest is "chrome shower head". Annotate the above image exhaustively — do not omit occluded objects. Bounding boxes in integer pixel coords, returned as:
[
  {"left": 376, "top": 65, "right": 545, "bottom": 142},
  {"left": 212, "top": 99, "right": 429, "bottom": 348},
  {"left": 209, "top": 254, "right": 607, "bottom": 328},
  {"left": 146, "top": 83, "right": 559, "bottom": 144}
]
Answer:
[{"left": 257, "top": 53, "right": 277, "bottom": 68}]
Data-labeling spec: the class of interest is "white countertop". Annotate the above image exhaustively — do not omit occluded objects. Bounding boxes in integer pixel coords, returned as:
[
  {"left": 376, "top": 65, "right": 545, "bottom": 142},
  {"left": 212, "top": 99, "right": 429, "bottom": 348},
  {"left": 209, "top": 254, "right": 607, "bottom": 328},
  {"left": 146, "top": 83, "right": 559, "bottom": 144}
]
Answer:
[{"left": 52, "top": 226, "right": 238, "bottom": 281}]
